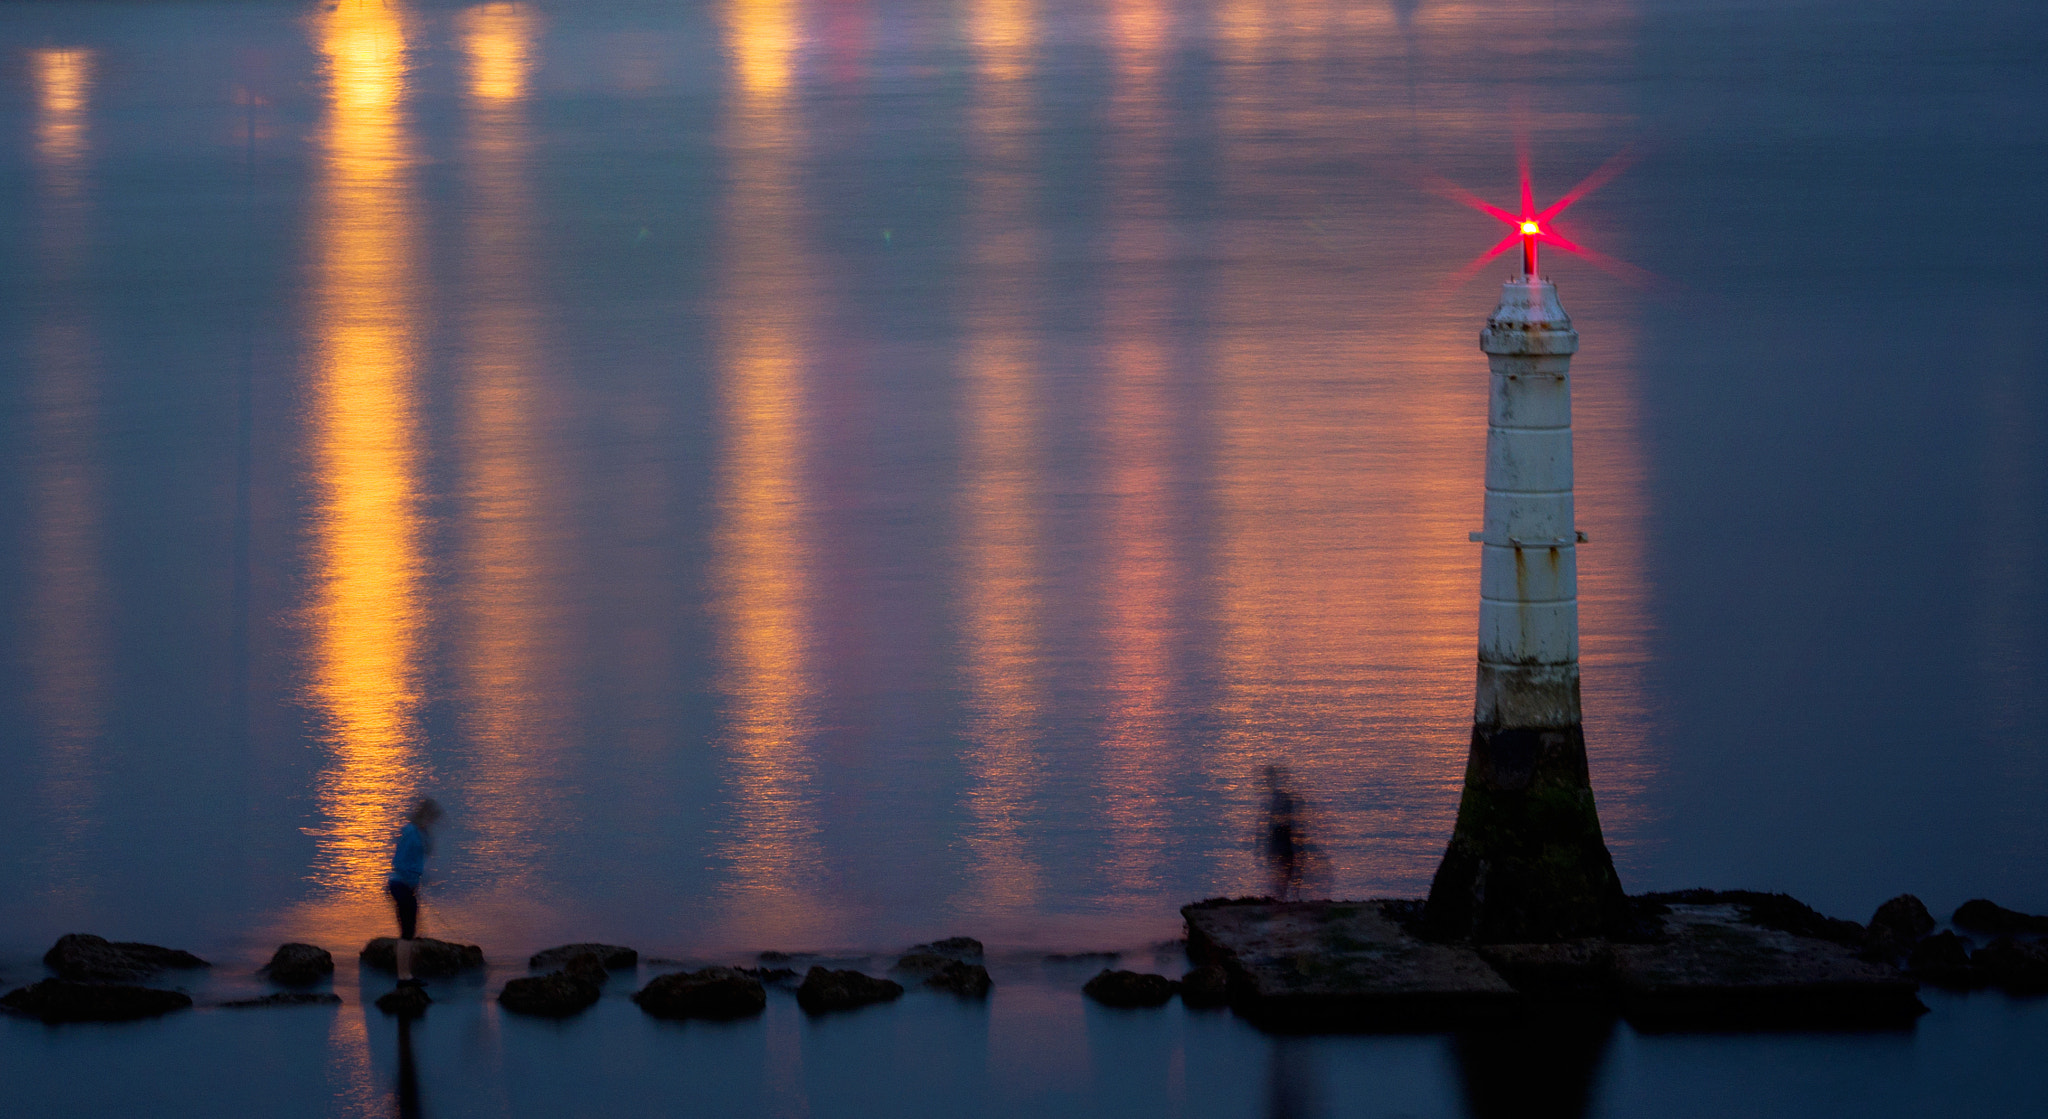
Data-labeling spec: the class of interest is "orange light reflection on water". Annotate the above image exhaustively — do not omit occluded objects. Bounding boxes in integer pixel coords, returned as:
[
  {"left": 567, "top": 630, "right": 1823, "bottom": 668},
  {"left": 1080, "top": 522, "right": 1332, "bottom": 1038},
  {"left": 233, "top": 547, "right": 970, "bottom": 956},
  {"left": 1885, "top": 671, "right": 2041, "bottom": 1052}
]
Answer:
[
  {"left": 27, "top": 47, "right": 104, "bottom": 904},
  {"left": 1095, "top": 0, "right": 1182, "bottom": 900},
  {"left": 305, "top": 0, "right": 429, "bottom": 893},
  {"left": 712, "top": 0, "right": 830, "bottom": 945},
  {"left": 954, "top": 0, "right": 1048, "bottom": 922},
  {"left": 452, "top": 1, "right": 572, "bottom": 901}
]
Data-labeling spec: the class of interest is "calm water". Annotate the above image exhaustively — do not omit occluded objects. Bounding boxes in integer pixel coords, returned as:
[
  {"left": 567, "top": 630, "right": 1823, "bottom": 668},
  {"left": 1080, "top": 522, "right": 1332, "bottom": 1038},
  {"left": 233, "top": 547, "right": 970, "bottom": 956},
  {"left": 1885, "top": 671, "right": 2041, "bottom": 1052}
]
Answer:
[{"left": 2, "top": 0, "right": 2045, "bottom": 1115}]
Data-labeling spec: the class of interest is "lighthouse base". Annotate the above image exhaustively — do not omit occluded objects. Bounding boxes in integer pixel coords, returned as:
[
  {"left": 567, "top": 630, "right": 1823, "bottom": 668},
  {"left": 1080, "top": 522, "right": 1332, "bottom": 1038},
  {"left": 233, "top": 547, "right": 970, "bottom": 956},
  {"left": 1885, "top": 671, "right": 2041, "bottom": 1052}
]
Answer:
[{"left": 1423, "top": 724, "right": 1626, "bottom": 943}]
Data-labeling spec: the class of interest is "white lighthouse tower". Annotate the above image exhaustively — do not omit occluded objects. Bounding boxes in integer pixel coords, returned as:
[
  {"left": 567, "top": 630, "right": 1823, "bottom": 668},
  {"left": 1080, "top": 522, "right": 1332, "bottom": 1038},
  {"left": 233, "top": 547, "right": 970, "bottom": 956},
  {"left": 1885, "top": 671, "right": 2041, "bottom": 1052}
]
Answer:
[{"left": 1424, "top": 230, "right": 1625, "bottom": 942}]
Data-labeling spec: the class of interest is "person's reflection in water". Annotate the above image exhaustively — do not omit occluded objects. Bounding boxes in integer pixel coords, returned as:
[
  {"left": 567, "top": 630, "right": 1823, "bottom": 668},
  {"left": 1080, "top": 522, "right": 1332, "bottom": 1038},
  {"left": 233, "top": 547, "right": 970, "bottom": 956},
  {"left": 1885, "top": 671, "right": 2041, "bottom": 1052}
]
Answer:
[
  {"left": 1261, "top": 766, "right": 1316, "bottom": 900},
  {"left": 395, "top": 1015, "right": 422, "bottom": 1119},
  {"left": 1453, "top": 1012, "right": 1615, "bottom": 1119},
  {"left": 1266, "top": 1036, "right": 1323, "bottom": 1119}
]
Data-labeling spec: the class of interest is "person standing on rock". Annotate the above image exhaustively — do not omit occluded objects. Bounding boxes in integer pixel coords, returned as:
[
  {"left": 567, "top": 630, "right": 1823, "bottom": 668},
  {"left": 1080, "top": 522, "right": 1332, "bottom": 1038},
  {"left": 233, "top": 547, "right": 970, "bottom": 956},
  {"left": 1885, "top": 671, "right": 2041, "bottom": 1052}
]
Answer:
[{"left": 387, "top": 797, "right": 442, "bottom": 988}]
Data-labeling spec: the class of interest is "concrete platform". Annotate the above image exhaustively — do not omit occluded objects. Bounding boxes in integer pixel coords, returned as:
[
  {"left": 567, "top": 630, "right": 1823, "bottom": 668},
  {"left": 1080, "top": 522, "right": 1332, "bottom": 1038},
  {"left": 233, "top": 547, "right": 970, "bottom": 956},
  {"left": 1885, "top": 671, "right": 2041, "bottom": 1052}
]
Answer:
[
  {"left": 1183, "top": 896, "right": 1925, "bottom": 1033},
  {"left": 1614, "top": 903, "right": 1925, "bottom": 1030},
  {"left": 1182, "top": 900, "right": 1519, "bottom": 1030}
]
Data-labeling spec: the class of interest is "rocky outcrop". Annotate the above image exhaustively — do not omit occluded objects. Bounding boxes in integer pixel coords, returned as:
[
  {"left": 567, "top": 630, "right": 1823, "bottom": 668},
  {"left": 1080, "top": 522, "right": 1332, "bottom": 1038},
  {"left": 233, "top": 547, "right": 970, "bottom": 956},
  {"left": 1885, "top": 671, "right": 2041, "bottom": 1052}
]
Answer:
[
  {"left": 796, "top": 967, "right": 903, "bottom": 1014},
  {"left": 43, "top": 934, "right": 209, "bottom": 983},
  {"left": 264, "top": 943, "right": 334, "bottom": 987},
  {"left": 220, "top": 992, "right": 342, "bottom": 1009},
  {"left": 3, "top": 978, "right": 193, "bottom": 1023},
  {"left": 1179, "top": 965, "right": 1229, "bottom": 1009},
  {"left": 530, "top": 944, "right": 637, "bottom": 971},
  {"left": 922, "top": 961, "right": 992, "bottom": 998},
  {"left": 375, "top": 985, "right": 432, "bottom": 1019},
  {"left": 1906, "top": 932, "right": 1979, "bottom": 988},
  {"left": 1972, "top": 937, "right": 2048, "bottom": 994},
  {"left": 1952, "top": 899, "right": 2048, "bottom": 936},
  {"left": 1862, "top": 896, "right": 1935, "bottom": 962},
  {"left": 909, "top": 937, "right": 984, "bottom": 960},
  {"left": 499, "top": 971, "right": 602, "bottom": 1017},
  {"left": 1083, "top": 970, "right": 1177, "bottom": 1008},
  {"left": 360, "top": 938, "right": 485, "bottom": 976},
  {"left": 633, "top": 967, "right": 767, "bottom": 1020}
]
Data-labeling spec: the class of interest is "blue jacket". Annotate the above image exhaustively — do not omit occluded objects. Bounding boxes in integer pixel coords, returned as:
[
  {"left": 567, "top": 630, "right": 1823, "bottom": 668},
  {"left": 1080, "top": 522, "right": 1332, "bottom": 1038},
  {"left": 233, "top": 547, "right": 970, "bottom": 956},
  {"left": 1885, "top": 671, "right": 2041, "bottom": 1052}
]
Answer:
[{"left": 388, "top": 823, "right": 429, "bottom": 887}]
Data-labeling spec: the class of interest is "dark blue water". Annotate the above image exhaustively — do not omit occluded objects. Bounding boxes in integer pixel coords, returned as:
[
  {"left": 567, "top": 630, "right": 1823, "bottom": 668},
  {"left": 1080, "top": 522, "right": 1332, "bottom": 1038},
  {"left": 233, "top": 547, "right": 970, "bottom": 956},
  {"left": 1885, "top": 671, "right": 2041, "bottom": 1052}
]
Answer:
[{"left": 2, "top": 1, "right": 2044, "bottom": 1114}]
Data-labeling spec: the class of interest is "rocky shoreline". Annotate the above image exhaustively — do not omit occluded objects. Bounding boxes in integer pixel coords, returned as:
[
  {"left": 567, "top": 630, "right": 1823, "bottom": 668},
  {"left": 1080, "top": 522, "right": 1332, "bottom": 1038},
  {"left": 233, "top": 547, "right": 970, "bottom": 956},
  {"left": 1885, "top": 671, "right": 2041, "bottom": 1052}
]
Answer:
[{"left": 4, "top": 894, "right": 2042, "bottom": 1030}]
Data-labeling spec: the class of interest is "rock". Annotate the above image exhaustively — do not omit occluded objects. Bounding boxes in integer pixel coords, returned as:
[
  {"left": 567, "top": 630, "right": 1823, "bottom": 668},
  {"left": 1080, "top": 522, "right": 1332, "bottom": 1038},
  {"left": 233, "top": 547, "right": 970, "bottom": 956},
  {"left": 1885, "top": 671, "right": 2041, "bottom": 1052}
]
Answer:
[
  {"left": 360, "top": 938, "right": 485, "bottom": 976},
  {"left": 499, "top": 972, "right": 602, "bottom": 1017},
  {"left": 796, "top": 967, "right": 903, "bottom": 1014},
  {"left": 1614, "top": 902, "right": 1925, "bottom": 1029},
  {"left": 1868, "top": 895, "right": 1935, "bottom": 941},
  {"left": 1636, "top": 891, "right": 1866, "bottom": 947},
  {"left": 1906, "top": 931, "right": 1979, "bottom": 988},
  {"left": 220, "top": 992, "right": 343, "bottom": 1009},
  {"left": 1044, "top": 951, "right": 1119, "bottom": 964},
  {"left": 43, "top": 934, "right": 209, "bottom": 982},
  {"left": 1972, "top": 937, "right": 2048, "bottom": 994},
  {"left": 529, "top": 943, "right": 637, "bottom": 972},
  {"left": 740, "top": 966, "right": 798, "bottom": 984},
  {"left": 375, "top": 985, "right": 432, "bottom": 1019},
  {"left": 634, "top": 967, "right": 767, "bottom": 1020},
  {"left": 1952, "top": 899, "right": 2048, "bottom": 936},
  {"left": 908, "top": 937, "right": 984, "bottom": 961},
  {"left": 758, "top": 950, "right": 801, "bottom": 964},
  {"left": 558, "top": 952, "right": 610, "bottom": 984},
  {"left": 2, "top": 979, "right": 194, "bottom": 1023},
  {"left": 923, "top": 961, "right": 992, "bottom": 998},
  {"left": 1184, "top": 900, "right": 1516, "bottom": 1028},
  {"left": 1083, "top": 969, "right": 1177, "bottom": 1008},
  {"left": 1862, "top": 896, "right": 1935, "bottom": 962},
  {"left": 1179, "top": 965, "right": 1229, "bottom": 1009},
  {"left": 263, "top": 943, "right": 334, "bottom": 987}
]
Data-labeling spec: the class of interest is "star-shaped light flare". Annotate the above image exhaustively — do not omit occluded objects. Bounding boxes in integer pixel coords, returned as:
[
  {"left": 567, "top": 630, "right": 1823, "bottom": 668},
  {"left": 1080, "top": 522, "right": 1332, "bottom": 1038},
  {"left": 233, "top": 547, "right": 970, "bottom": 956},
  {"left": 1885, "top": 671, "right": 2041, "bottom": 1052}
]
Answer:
[{"left": 1435, "top": 145, "right": 1646, "bottom": 288}]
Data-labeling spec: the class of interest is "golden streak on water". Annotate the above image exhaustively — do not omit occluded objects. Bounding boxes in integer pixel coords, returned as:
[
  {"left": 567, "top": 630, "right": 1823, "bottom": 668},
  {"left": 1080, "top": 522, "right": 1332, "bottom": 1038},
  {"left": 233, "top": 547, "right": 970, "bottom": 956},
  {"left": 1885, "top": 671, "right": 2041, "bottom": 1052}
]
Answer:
[
  {"left": 1096, "top": 0, "right": 1180, "bottom": 898},
  {"left": 955, "top": 0, "right": 1047, "bottom": 921},
  {"left": 306, "top": 0, "right": 427, "bottom": 892},
  {"left": 712, "top": 0, "right": 829, "bottom": 944},
  {"left": 453, "top": 1, "right": 568, "bottom": 890},
  {"left": 28, "top": 47, "right": 103, "bottom": 903}
]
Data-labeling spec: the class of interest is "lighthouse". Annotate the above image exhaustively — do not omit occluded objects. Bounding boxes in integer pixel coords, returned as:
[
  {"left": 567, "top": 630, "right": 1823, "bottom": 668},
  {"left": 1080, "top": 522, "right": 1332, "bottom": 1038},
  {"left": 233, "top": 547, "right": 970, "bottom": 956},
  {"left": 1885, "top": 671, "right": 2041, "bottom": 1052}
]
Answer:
[{"left": 1423, "top": 226, "right": 1626, "bottom": 943}]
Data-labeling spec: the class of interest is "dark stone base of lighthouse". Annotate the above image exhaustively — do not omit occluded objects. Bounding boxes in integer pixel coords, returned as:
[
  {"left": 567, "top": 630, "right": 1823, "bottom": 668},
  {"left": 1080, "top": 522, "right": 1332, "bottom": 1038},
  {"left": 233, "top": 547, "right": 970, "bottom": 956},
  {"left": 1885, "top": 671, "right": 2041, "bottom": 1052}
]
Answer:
[{"left": 1421, "top": 723, "right": 1628, "bottom": 944}]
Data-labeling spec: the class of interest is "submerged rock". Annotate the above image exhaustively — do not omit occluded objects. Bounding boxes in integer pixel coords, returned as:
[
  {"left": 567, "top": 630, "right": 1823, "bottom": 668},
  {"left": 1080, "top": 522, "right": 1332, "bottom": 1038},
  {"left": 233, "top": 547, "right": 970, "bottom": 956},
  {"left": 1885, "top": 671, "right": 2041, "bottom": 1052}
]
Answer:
[
  {"left": 1178, "top": 965, "right": 1230, "bottom": 1009},
  {"left": 530, "top": 943, "right": 637, "bottom": 972},
  {"left": 3, "top": 979, "right": 194, "bottom": 1023},
  {"left": 220, "top": 992, "right": 342, "bottom": 1009},
  {"left": 43, "top": 934, "right": 209, "bottom": 983},
  {"left": 1862, "top": 896, "right": 1935, "bottom": 963},
  {"left": 1952, "top": 899, "right": 2048, "bottom": 936},
  {"left": 796, "top": 967, "right": 903, "bottom": 1014},
  {"left": 922, "top": 961, "right": 993, "bottom": 998},
  {"left": 1083, "top": 970, "right": 1177, "bottom": 1008},
  {"left": 375, "top": 985, "right": 432, "bottom": 1019},
  {"left": 908, "top": 937, "right": 984, "bottom": 961},
  {"left": 264, "top": 943, "right": 335, "bottom": 987},
  {"left": 360, "top": 938, "right": 485, "bottom": 977},
  {"left": 1972, "top": 937, "right": 2048, "bottom": 994},
  {"left": 633, "top": 967, "right": 767, "bottom": 1020},
  {"left": 1906, "top": 931, "right": 1979, "bottom": 988},
  {"left": 499, "top": 971, "right": 602, "bottom": 1017}
]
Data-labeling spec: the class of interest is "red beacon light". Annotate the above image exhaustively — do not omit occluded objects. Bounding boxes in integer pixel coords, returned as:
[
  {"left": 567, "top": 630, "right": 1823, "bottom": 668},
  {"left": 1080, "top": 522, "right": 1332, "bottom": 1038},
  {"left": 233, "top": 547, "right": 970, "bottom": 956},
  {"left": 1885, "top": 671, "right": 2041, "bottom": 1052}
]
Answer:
[{"left": 1437, "top": 146, "right": 1645, "bottom": 288}]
